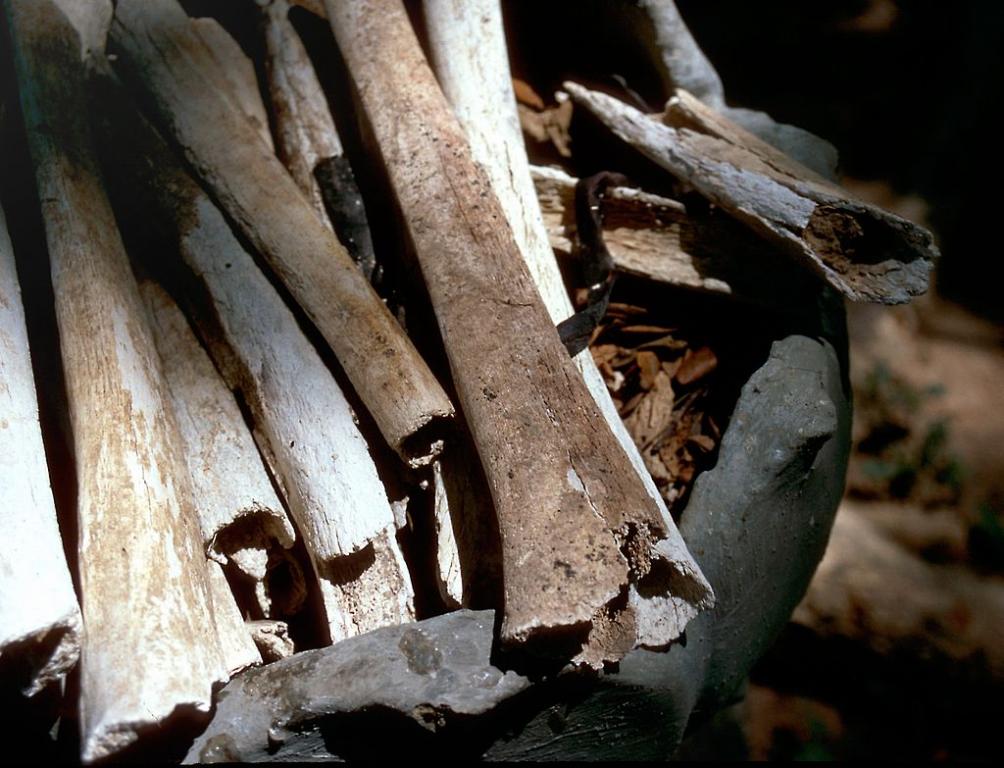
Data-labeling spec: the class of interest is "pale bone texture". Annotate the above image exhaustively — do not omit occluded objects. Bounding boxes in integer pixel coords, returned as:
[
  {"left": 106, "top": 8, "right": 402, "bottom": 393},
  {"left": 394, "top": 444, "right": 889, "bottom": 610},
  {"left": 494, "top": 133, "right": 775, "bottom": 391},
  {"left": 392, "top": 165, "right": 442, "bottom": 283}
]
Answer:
[
  {"left": 565, "top": 82, "right": 936, "bottom": 305},
  {"left": 247, "top": 619, "right": 296, "bottom": 662},
  {"left": 327, "top": 0, "right": 712, "bottom": 666},
  {"left": 0, "top": 201, "right": 82, "bottom": 698},
  {"left": 189, "top": 17, "right": 274, "bottom": 152},
  {"left": 4, "top": 0, "right": 227, "bottom": 759},
  {"left": 430, "top": 460, "right": 463, "bottom": 608},
  {"left": 141, "top": 281, "right": 296, "bottom": 615},
  {"left": 206, "top": 561, "right": 262, "bottom": 675},
  {"left": 259, "top": 0, "right": 340, "bottom": 221},
  {"left": 94, "top": 91, "right": 416, "bottom": 644},
  {"left": 110, "top": 0, "right": 454, "bottom": 468}
]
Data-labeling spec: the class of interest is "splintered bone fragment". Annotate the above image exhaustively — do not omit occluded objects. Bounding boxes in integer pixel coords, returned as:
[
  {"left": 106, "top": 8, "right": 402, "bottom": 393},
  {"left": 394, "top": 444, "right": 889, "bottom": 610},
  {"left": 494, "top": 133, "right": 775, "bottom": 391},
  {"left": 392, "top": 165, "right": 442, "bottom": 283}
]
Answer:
[
  {"left": 565, "top": 82, "right": 935, "bottom": 304},
  {"left": 0, "top": 201, "right": 82, "bottom": 698},
  {"left": 530, "top": 164, "right": 814, "bottom": 306},
  {"left": 247, "top": 619, "right": 296, "bottom": 662},
  {"left": 110, "top": 0, "right": 453, "bottom": 467},
  {"left": 141, "top": 281, "right": 296, "bottom": 614},
  {"left": 430, "top": 460, "right": 464, "bottom": 609},
  {"left": 4, "top": 1, "right": 227, "bottom": 759},
  {"left": 327, "top": 0, "right": 713, "bottom": 665}
]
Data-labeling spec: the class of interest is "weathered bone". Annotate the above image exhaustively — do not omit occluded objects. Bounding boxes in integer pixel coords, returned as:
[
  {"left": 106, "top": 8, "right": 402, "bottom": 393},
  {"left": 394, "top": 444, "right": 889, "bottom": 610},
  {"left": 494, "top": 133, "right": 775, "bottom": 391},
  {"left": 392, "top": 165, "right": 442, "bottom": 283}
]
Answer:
[
  {"left": 423, "top": 0, "right": 713, "bottom": 656},
  {"left": 530, "top": 164, "right": 814, "bottom": 306},
  {"left": 566, "top": 82, "right": 935, "bottom": 304},
  {"left": 327, "top": 0, "right": 712, "bottom": 665},
  {"left": 141, "top": 281, "right": 296, "bottom": 615},
  {"left": 94, "top": 87, "right": 416, "bottom": 644},
  {"left": 4, "top": 1, "right": 227, "bottom": 758},
  {"left": 110, "top": 0, "right": 454, "bottom": 467},
  {"left": 0, "top": 201, "right": 82, "bottom": 698}
]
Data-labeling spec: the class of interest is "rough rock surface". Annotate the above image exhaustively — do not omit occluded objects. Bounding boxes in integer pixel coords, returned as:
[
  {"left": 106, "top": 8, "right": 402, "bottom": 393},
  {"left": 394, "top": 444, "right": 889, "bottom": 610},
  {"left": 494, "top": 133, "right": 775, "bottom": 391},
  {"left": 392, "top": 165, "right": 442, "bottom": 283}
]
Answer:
[{"left": 185, "top": 610, "right": 530, "bottom": 762}]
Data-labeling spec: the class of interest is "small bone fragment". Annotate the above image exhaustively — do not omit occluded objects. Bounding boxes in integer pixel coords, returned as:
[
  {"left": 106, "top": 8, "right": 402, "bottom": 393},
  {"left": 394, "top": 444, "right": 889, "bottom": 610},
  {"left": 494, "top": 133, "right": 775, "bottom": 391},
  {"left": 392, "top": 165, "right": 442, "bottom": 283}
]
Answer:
[
  {"left": 141, "top": 281, "right": 295, "bottom": 613},
  {"left": 110, "top": 0, "right": 454, "bottom": 467},
  {"left": 94, "top": 89, "right": 415, "bottom": 643},
  {"left": 0, "top": 201, "right": 82, "bottom": 697},
  {"left": 430, "top": 460, "right": 463, "bottom": 609},
  {"left": 247, "top": 619, "right": 296, "bottom": 662},
  {"left": 327, "top": 0, "right": 712, "bottom": 664},
  {"left": 4, "top": 1, "right": 226, "bottom": 759},
  {"left": 565, "top": 82, "right": 935, "bottom": 304}
]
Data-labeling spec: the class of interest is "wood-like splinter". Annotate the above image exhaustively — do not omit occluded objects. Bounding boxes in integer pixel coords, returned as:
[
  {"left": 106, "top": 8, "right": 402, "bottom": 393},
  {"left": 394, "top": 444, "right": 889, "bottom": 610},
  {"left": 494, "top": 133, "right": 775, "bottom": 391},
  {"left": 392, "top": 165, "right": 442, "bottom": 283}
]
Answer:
[
  {"left": 141, "top": 282, "right": 297, "bottom": 616},
  {"left": 4, "top": 1, "right": 227, "bottom": 759},
  {"left": 1, "top": 201, "right": 82, "bottom": 697},
  {"left": 110, "top": 0, "right": 454, "bottom": 468},
  {"left": 327, "top": 0, "right": 713, "bottom": 666},
  {"left": 529, "top": 165, "right": 815, "bottom": 307},
  {"left": 565, "top": 82, "right": 937, "bottom": 305}
]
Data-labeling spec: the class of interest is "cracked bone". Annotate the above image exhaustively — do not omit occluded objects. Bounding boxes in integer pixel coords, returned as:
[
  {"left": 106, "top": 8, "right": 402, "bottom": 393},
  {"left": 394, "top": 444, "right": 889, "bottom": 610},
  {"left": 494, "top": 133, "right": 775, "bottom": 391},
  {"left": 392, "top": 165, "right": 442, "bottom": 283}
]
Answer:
[
  {"left": 565, "top": 81, "right": 935, "bottom": 305},
  {"left": 141, "top": 281, "right": 296, "bottom": 616}
]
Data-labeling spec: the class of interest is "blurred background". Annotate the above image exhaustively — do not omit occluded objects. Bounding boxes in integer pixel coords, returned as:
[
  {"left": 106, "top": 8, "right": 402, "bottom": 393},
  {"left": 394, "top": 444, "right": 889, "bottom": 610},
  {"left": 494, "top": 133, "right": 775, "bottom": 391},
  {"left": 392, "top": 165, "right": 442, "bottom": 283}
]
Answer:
[{"left": 668, "top": 0, "right": 1004, "bottom": 760}]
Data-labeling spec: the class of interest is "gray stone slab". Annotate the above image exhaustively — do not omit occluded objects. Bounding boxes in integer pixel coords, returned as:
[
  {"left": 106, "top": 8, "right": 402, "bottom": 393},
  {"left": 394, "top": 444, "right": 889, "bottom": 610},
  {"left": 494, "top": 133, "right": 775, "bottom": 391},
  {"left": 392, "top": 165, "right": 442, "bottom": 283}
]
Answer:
[{"left": 185, "top": 610, "right": 529, "bottom": 762}]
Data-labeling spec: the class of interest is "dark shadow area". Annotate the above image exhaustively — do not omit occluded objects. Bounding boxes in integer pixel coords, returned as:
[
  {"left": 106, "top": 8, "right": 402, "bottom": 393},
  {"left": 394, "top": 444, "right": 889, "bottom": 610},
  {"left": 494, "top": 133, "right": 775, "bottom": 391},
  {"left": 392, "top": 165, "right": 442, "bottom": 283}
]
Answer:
[
  {"left": 750, "top": 623, "right": 1002, "bottom": 761},
  {"left": 676, "top": 0, "right": 1004, "bottom": 322}
]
